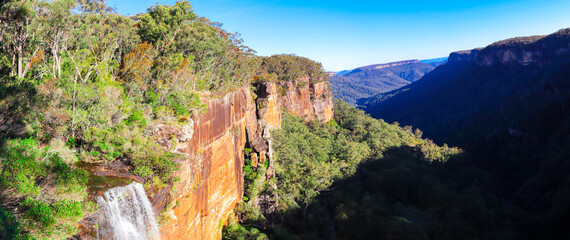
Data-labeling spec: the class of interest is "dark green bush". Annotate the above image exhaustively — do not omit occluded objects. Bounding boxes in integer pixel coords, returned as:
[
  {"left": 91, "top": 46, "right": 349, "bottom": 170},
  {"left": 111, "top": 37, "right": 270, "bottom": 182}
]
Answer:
[
  {"left": 0, "top": 208, "right": 27, "bottom": 240},
  {"left": 23, "top": 197, "right": 56, "bottom": 228},
  {"left": 223, "top": 216, "right": 269, "bottom": 240},
  {"left": 50, "top": 156, "right": 88, "bottom": 187}
]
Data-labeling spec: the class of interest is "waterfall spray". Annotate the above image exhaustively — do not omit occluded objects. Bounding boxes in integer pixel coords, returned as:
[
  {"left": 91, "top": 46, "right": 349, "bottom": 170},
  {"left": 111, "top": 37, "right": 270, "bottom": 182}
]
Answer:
[{"left": 96, "top": 182, "right": 160, "bottom": 240}]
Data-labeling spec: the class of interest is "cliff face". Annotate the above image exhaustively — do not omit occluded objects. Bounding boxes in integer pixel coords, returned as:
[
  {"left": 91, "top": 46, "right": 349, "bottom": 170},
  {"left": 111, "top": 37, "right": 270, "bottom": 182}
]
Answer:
[
  {"left": 447, "top": 49, "right": 481, "bottom": 63},
  {"left": 154, "top": 79, "right": 333, "bottom": 239},
  {"left": 257, "top": 77, "right": 334, "bottom": 128},
  {"left": 476, "top": 28, "right": 570, "bottom": 66}
]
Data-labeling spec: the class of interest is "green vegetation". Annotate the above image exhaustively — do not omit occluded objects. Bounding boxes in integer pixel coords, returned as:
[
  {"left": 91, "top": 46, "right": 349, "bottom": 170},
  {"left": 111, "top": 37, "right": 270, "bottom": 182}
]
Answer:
[
  {"left": 242, "top": 148, "right": 270, "bottom": 203},
  {"left": 1, "top": 0, "right": 331, "bottom": 238},
  {"left": 224, "top": 100, "right": 464, "bottom": 239},
  {"left": 363, "top": 28, "right": 570, "bottom": 240},
  {"left": 0, "top": 138, "right": 87, "bottom": 196},
  {"left": 0, "top": 208, "right": 27, "bottom": 240},
  {"left": 0, "top": 138, "right": 93, "bottom": 239},
  {"left": 0, "top": 0, "right": 304, "bottom": 238},
  {"left": 224, "top": 215, "right": 269, "bottom": 240},
  {"left": 258, "top": 54, "right": 328, "bottom": 84},
  {"left": 4, "top": 0, "right": 564, "bottom": 239}
]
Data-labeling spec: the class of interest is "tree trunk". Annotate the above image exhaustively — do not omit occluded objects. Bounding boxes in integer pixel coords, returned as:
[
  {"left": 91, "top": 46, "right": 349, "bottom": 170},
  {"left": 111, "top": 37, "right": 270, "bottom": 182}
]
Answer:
[
  {"left": 0, "top": 19, "right": 6, "bottom": 43},
  {"left": 0, "top": 24, "right": 4, "bottom": 42},
  {"left": 52, "top": 48, "right": 58, "bottom": 77},
  {"left": 10, "top": 53, "right": 16, "bottom": 76},
  {"left": 17, "top": 46, "right": 23, "bottom": 78},
  {"left": 57, "top": 55, "right": 61, "bottom": 77},
  {"left": 21, "top": 48, "right": 39, "bottom": 78}
]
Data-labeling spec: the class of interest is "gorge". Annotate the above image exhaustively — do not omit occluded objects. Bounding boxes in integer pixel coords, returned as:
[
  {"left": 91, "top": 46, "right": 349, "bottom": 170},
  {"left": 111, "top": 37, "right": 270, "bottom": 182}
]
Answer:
[{"left": 1, "top": 1, "right": 570, "bottom": 240}]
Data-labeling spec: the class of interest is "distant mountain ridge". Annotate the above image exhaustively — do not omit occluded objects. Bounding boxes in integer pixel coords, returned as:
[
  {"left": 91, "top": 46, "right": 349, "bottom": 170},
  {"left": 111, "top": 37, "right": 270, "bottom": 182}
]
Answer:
[
  {"left": 420, "top": 57, "right": 448, "bottom": 65},
  {"left": 361, "top": 28, "right": 570, "bottom": 239},
  {"left": 363, "top": 28, "right": 570, "bottom": 137},
  {"left": 354, "top": 59, "right": 421, "bottom": 71},
  {"left": 330, "top": 58, "right": 446, "bottom": 105}
]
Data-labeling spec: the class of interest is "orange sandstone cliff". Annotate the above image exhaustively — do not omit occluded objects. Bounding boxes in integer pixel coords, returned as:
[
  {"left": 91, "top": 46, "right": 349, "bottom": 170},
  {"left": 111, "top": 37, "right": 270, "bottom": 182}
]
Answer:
[{"left": 151, "top": 79, "right": 333, "bottom": 239}]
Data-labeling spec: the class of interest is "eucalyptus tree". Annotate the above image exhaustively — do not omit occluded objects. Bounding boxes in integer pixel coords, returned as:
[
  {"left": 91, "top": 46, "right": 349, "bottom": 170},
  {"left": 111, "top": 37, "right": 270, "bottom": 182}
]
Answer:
[
  {"left": 2, "top": 0, "right": 39, "bottom": 79},
  {"left": 35, "top": 0, "right": 75, "bottom": 78}
]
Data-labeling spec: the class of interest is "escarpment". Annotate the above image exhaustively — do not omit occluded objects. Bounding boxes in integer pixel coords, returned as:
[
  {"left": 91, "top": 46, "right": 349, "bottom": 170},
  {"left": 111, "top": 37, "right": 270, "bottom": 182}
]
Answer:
[
  {"left": 476, "top": 28, "right": 570, "bottom": 66},
  {"left": 153, "top": 79, "right": 333, "bottom": 239},
  {"left": 443, "top": 29, "right": 570, "bottom": 67}
]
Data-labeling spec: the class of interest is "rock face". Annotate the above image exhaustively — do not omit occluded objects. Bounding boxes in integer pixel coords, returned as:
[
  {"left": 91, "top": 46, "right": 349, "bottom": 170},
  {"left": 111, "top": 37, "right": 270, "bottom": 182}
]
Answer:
[
  {"left": 448, "top": 49, "right": 481, "bottom": 63},
  {"left": 311, "top": 81, "right": 335, "bottom": 123},
  {"left": 158, "top": 88, "right": 250, "bottom": 240},
  {"left": 257, "top": 78, "right": 334, "bottom": 129},
  {"left": 155, "top": 79, "right": 334, "bottom": 239},
  {"left": 476, "top": 28, "right": 570, "bottom": 66}
]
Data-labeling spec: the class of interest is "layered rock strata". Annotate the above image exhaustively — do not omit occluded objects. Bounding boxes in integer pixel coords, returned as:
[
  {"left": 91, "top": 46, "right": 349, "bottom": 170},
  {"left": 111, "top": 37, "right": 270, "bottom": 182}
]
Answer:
[{"left": 154, "top": 79, "right": 334, "bottom": 239}]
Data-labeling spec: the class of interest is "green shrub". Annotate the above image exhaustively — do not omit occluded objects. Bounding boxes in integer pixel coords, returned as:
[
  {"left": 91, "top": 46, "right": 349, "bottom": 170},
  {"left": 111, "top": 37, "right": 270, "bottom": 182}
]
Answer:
[
  {"left": 52, "top": 200, "right": 83, "bottom": 218},
  {"left": 133, "top": 165, "right": 154, "bottom": 177},
  {"left": 153, "top": 106, "right": 176, "bottom": 120},
  {"left": 126, "top": 109, "right": 147, "bottom": 127},
  {"left": 165, "top": 91, "right": 206, "bottom": 117},
  {"left": 23, "top": 197, "right": 56, "bottom": 228},
  {"left": 21, "top": 197, "right": 89, "bottom": 237},
  {"left": 50, "top": 156, "right": 89, "bottom": 187},
  {"left": 0, "top": 138, "right": 45, "bottom": 195},
  {"left": 223, "top": 215, "right": 269, "bottom": 240},
  {"left": 234, "top": 201, "right": 265, "bottom": 224},
  {"left": 0, "top": 137, "right": 90, "bottom": 238},
  {"left": 243, "top": 159, "right": 257, "bottom": 182},
  {"left": 0, "top": 208, "right": 27, "bottom": 240},
  {"left": 0, "top": 138, "right": 86, "bottom": 196},
  {"left": 83, "top": 124, "right": 180, "bottom": 181}
]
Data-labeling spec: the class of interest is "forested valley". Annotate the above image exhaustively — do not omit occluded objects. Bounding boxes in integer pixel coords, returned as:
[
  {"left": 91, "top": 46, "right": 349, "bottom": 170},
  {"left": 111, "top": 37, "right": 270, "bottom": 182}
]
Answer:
[{"left": 1, "top": 1, "right": 569, "bottom": 240}]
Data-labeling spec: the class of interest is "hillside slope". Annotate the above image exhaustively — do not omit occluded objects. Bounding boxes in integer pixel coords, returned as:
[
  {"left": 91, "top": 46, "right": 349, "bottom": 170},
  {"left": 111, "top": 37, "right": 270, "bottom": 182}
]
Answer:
[
  {"left": 362, "top": 28, "right": 570, "bottom": 240},
  {"left": 330, "top": 60, "right": 442, "bottom": 106}
]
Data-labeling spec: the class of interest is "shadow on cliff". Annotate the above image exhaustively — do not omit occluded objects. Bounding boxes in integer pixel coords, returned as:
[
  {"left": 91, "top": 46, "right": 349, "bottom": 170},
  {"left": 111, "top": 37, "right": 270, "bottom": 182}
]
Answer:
[{"left": 267, "top": 145, "right": 518, "bottom": 240}]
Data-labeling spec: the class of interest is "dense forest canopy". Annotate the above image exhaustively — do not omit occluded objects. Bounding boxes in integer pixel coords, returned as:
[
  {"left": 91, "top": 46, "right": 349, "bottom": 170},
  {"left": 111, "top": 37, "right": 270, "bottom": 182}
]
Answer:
[
  {"left": 224, "top": 101, "right": 471, "bottom": 240},
  {"left": 0, "top": 0, "right": 328, "bottom": 239}
]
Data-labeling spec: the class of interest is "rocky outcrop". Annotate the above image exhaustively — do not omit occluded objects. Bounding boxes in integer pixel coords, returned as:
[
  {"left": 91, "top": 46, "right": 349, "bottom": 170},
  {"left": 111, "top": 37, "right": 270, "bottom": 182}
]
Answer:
[
  {"left": 154, "top": 78, "right": 334, "bottom": 239},
  {"left": 311, "top": 81, "right": 335, "bottom": 123},
  {"left": 256, "top": 82, "right": 282, "bottom": 129},
  {"left": 448, "top": 49, "right": 482, "bottom": 63},
  {"left": 256, "top": 78, "right": 334, "bottom": 129}
]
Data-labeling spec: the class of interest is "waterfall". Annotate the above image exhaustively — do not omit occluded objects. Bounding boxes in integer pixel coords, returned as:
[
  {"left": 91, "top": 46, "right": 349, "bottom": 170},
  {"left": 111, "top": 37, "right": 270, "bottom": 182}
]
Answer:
[{"left": 96, "top": 182, "right": 160, "bottom": 240}]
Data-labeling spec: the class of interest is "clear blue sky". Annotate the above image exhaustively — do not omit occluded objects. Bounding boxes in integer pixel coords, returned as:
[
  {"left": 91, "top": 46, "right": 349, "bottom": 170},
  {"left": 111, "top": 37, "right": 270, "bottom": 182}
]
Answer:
[{"left": 106, "top": 0, "right": 570, "bottom": 71}]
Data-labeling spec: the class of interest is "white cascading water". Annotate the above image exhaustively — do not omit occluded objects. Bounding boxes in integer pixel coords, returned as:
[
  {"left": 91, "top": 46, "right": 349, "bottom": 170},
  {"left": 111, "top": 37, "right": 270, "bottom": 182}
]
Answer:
[{"left": 96, "top": 182, "right": 160, "bottom": 240}]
